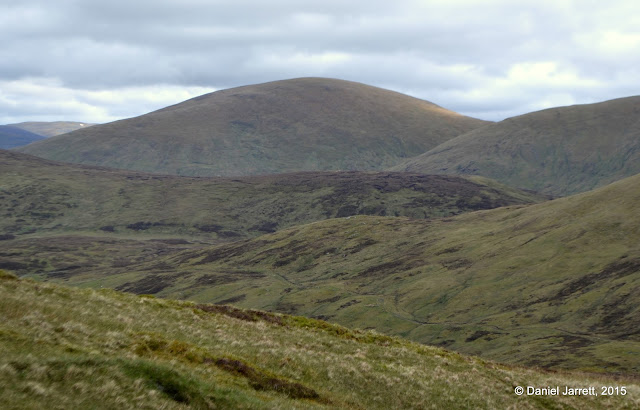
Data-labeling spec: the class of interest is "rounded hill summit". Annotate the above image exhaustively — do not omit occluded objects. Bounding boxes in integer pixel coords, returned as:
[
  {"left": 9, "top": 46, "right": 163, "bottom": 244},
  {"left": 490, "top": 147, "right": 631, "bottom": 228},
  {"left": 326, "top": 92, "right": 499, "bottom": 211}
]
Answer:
[{"left": 19, "top": 78, "right": 489, "bottom": 176}]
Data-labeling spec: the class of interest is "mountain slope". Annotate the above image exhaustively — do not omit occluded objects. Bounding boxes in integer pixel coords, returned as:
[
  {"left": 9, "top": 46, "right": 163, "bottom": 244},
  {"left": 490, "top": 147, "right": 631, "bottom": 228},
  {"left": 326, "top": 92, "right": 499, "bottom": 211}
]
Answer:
[
  {"left": 391, "top": 96, "right": 640, "bottom": 196},
  {"left": 39, "top": 172, "right": 640, "bottom": 373},
  {"left": 1, "top": 271, "right": 638, "bottom": 409},
  {"left": 0, "top": 125, "right": 45, "bottom": 149},
  {"left": 8, "top": 121, "right": 94, "bottom": 137},
  {"left": 18, "top": 78, "right": 490, "bottom": 176},
  {"left": 0, "top": 149, "right": 545, "bottom": 238}
]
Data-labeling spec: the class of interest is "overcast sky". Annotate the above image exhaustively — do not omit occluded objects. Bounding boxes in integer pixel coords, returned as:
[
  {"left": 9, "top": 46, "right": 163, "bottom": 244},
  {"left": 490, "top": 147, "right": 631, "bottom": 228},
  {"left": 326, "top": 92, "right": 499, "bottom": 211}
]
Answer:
[{"left": 2, "top": 0, "right": 639, "bottom": 124}]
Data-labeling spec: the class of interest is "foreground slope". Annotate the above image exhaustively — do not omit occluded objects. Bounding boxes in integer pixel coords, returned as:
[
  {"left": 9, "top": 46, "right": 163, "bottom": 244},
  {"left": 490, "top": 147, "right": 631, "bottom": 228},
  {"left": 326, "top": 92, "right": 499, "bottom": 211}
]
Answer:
[
  {"left": 392, "top": 96, "right": 640, "bottom": 196},
  {"left": 46, "top": 173, "right": 640, "bottom": 373},
  {"left": 18, "top": 78, "right": 490, "bottom": 176},
  {"left": 1, "top": 271, "right": 638, "bottom": 409},
  {"left": 0, "top": 149, "right": 544, "bottom": 238},
  {"left": 8, "top": 121, "right": 94, "bottom": 137}
]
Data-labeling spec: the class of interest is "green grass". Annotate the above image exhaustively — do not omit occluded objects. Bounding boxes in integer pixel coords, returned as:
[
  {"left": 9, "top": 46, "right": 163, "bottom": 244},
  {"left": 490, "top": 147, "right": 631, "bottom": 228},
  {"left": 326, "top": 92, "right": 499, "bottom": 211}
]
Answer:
[
  {"left": 392, "top": 96, "right": 640, "bottom": 196},
  {"left": 1, "top": 271, "right": 638, "bottom": 409},
  {"left": 25, "top": 172, "right": 640, "bottom": 374}
]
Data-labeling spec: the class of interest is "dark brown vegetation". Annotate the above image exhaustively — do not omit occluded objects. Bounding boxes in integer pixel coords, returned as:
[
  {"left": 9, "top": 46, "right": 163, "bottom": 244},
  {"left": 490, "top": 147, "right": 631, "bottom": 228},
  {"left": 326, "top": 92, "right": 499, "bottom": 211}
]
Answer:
[{"left": 0, "top": 149, "right": 544, "bottom": 239}]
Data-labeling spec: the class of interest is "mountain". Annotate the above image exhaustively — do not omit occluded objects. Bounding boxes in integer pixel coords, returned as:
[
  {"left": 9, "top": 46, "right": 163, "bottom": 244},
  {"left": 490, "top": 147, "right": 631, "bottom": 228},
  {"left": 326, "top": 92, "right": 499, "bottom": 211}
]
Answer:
[
  {"left": 0, "top": 125, "right": 45, "bottom": 149},
  {"left": 17, "top": 78, "right": 490, "bottom": 176},
  {"left": 8, "top": 121, "right": 95, "bottom": 137},
  {"left": 32, "top": 172, "right": 640, "bottom": 373},
  {"left": 0, "top": 149, "right": 544, "bottom": 238},
  {"left": 1, "top": 271, "right": 636, "bottom": 409},
  {"left": 391, "top": 96, "right": 640, "bottom": 196}
]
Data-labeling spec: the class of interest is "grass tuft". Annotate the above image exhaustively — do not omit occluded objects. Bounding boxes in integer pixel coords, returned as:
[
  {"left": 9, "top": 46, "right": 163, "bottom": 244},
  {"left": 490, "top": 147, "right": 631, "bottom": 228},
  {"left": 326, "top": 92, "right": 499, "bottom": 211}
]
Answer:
[{"left": 0, "top": 270, "right": 18, "bottom": 281}]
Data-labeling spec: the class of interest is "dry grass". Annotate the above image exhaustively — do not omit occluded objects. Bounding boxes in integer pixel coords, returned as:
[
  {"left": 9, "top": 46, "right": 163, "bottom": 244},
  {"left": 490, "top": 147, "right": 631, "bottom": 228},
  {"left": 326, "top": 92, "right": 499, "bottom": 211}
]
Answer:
[{"left": 1, "top": 271, "right": 638, "bottom": 409}]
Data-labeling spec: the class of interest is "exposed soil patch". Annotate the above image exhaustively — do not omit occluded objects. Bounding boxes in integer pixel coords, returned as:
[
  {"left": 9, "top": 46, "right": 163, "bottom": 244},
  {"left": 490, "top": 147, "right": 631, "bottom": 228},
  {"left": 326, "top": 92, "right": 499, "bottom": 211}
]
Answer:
[
  {"left": 346, "top": 238, "right": 378, "bottom": 254},
  {"left": 316, "top": 295, "right": 341, "bottom": 304},
  {"left": 194, "top": 303, "right": 283, "bottom": 325},
  {"left": 465, "top": 330, "right": 504, "bottom": 342},
  {"left": 539, "top": 335, "right": 594, "bottom": 351},
  {"left": 335, "top": 205, "right": 359, "bottom": 218},
  {"left": 274, "top": 302, "right": 302, "bottom": 315},
  {"left": 273, "top": 257, "right": 296, "bottom": 267},
  {"left": 356, "top": 260, "right": 405, "bottom": 278},
  {"left": 339, "top": 299, "right": 360, "bottom": 309},
  {"left": 192, "top": 240, "right": 269, "bottom": 265},
  {"left": 249, "top": 221, "right": 278, "bottom": 233},
  {"left": 435, "top": 245, "right": 463, "bottom": 255},
  {"left": 588, "top": 294, "right": 638, "bottom": 337},
  {"left": 116, "top": 273, "right": 182, "bottom": 294},
  {"left": 213, "top": 358, "right": 320, "bottom": 400},
  {"left": 216, "top": 294, "right": 247, "bottom": 305},
  {"left": 193, "top": 270, "right": 265, "bottom": 287}
]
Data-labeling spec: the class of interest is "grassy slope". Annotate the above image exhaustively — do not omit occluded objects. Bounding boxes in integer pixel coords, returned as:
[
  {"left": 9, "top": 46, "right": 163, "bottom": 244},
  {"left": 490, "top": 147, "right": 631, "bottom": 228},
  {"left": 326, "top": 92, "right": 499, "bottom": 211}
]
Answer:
[
  {"left": 391, "top": 96, "right": 640, "bottom": 196},
  {"left": 1, "top": 271, "right": 638, "bottom": 409},
  {"left": 38, "top": 173, "right": 640, "bottom": 374},
  {"left": 0, "top": 149, "right": 544, "bottom": 239},
  {"left": 7, "top": 121, "right": 95, "bottom": 138},
  {"left": 18, "top": 78, "right": 490, "bottom": 176}
]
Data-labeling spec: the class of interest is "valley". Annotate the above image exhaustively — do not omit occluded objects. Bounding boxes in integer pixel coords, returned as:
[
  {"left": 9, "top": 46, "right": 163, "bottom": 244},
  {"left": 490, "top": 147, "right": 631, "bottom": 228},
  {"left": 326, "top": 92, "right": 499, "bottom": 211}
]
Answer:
[
  {"left": 15, "top": 173, "right": 640, "bottom": 374},
  {"left": 3, "top": 77, "right": 640, "bottom": 408}
]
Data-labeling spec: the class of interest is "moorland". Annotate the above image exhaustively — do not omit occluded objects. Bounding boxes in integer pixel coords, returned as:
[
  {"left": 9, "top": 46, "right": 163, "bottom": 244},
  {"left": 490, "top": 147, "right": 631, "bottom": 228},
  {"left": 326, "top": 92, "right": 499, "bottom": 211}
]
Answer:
[{"left": 2, "top": 77, "right": 639, "bottom": 408}]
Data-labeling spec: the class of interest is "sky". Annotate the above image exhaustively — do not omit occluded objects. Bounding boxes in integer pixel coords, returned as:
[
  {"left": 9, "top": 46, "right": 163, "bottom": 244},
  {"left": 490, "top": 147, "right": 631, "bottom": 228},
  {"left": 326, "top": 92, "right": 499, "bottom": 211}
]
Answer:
[{"left": 2, "top": 0, "right": 640, "bottom": 124}]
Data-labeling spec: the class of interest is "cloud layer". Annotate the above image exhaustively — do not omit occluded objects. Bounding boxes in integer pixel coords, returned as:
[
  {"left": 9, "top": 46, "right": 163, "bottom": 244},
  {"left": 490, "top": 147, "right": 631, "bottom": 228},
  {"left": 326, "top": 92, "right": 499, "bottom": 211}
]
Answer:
[{"left": 2, "top": 0, "right": 639, "bottom": 123}]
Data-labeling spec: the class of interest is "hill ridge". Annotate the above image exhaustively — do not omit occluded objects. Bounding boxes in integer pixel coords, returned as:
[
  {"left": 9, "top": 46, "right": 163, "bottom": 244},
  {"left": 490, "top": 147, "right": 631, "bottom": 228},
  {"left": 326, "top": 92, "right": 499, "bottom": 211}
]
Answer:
[
  {"left": 7, "top": 121, "right": 94, "bottom": 138},
  {"left": 0, "top": 148, "right": 544, "bottom": 239},
  {"left": 18, "top": 77, "right": 490, "bottom": 176},
  {"left": 30, "top": 171, "right": 640, "bottom": 373},
  {"left": 0, "top": 125, "right": 45, "bottom": 149},
  {"left": 391, "top": 95, "right": 640, "bottom": 196}
]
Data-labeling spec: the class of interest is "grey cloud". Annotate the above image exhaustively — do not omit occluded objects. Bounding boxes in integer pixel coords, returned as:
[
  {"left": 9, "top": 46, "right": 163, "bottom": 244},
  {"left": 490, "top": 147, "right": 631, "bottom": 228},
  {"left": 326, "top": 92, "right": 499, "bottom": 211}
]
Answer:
[{"left": 2, "top": 0, "right": 640, "bottom": 123}]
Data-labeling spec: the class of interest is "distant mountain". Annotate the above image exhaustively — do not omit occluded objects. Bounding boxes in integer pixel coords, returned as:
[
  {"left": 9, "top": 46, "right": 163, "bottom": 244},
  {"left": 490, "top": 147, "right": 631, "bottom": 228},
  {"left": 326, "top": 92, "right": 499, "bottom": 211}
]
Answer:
[
  {"left": 40, "top": 171, "right": 640, "bottom": 373},
  {"left": 0, "top": 149, "right": 543, "bottom": 238},
  {"left": 391, "top": 96, "right": 640, "bottom": 196},
  {"left": 18, "top": 78, "right": 490, "bottom": 176},
  {"left": 8, "top": 121, "right": 95, "bottom": 137},
  {"left": 0, "top": 125, "right": 45, "bottom": 149}
]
